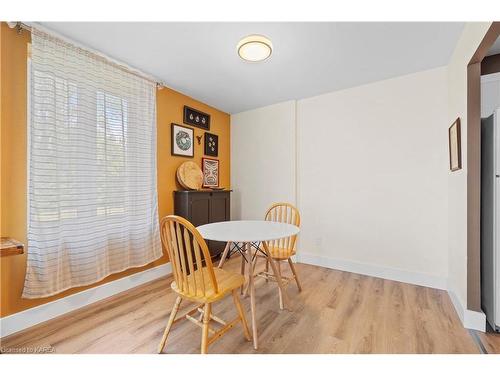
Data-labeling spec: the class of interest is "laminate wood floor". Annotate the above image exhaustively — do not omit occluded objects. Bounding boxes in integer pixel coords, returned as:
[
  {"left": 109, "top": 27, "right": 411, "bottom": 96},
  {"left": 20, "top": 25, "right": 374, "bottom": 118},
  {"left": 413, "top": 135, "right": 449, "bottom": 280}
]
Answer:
[
  {"left": 0, "top": 256, "right": 480, "bottom": 354},
  {"left": 478, "top": 329, "right": 500, "bottom": 354}
]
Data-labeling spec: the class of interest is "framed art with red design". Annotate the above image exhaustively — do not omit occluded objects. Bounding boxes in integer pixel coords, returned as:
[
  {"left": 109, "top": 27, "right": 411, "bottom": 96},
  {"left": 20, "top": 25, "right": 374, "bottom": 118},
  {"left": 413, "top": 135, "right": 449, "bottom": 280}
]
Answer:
[{"left": 202, "top": 158, "right": 219, "bottom": 188}]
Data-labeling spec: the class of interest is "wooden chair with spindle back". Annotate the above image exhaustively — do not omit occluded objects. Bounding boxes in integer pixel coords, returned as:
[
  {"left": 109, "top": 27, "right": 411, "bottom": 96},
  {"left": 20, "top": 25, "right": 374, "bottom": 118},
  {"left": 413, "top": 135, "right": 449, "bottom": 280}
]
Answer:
[
  {"left": 255, "top": 203, "right": 302, "bottom": 309},
  {"left": 157, "top": 215, "right": 251, "bottom": 354}
]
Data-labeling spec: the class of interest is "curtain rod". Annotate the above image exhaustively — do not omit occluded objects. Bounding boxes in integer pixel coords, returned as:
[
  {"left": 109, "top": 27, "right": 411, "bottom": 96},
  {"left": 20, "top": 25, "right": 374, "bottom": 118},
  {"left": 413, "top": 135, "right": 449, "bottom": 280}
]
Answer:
[{"left": 10, "top": 22, "right": 167, "bottom": 89}]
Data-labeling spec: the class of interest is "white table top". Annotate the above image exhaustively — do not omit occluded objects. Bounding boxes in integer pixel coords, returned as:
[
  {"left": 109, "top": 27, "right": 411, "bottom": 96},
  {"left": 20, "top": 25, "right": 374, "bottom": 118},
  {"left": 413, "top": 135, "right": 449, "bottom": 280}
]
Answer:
[{"left": 196, "top": 220, "right": 299, "bottom": 243}]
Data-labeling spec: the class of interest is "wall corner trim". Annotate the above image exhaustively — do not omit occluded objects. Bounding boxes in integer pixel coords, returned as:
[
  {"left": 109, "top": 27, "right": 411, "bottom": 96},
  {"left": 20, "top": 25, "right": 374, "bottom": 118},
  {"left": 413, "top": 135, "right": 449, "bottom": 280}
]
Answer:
[
  {"left": 296, "top": 252, "right": 447, "bottom": 291},
  {"left": 0, "top": 263, "right": 172, "bottom": 338},
  {"left": 447, "top": 286, "right": 486, "bottom": 332}
]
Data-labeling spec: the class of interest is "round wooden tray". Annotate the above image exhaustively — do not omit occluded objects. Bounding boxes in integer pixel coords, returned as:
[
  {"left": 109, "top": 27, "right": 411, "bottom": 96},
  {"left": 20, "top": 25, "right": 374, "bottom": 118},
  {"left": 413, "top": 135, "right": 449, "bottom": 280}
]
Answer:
[{"left": 176, "top": 161, "right": 203, "bottom": 190}]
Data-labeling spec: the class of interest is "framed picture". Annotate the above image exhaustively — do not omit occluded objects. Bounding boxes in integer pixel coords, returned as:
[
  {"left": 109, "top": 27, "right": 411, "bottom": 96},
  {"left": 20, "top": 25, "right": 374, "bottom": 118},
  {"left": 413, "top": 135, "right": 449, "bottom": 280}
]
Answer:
[
  {"left": 171, "top": 123, "right": 194, "bottom": 157},
  {"left": 204, "top": 132, "right": 218, "bottom": 157},
  {"left": 202, "top": 157, "right": 219, "bottom": 188},
  {"left": 184, "top": 106, "right": 210, "bottom": 130},
  {"left": 448, "top": 118, "right": 462, "bottom": 171}
]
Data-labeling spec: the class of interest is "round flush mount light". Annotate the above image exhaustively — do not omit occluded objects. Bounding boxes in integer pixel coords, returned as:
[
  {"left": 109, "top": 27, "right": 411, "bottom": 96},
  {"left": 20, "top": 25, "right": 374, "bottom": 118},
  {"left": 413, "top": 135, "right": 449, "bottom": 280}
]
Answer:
[{"left": 237, "top": 35, "right": 273, "bottom": 62}]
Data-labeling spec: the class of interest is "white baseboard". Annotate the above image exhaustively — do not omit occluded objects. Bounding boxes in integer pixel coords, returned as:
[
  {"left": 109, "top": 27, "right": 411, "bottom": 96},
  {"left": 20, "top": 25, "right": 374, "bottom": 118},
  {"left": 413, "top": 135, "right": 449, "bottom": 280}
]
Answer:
[
  {"left": 447, "top": 287, "right": 486, "bottom": 332},
  {"left": 296, "top": 252, "right": 447, "bottom": 290},
  {"left": 0, "top": 263, "right": 171, "bottom": 338}
]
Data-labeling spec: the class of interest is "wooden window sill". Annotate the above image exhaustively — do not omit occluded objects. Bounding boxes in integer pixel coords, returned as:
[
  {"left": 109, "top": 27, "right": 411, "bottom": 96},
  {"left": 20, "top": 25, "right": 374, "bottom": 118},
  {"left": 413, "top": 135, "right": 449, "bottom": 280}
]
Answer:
[{"left": 1, "top": 237, "right": 25, "bottom": 257}]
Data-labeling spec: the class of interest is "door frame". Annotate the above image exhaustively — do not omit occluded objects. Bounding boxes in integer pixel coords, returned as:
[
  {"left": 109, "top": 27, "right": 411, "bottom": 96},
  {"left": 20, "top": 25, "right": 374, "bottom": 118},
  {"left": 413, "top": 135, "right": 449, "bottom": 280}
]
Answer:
[{"left": 467, "top": 22, "right": 500, "bottom": 311}]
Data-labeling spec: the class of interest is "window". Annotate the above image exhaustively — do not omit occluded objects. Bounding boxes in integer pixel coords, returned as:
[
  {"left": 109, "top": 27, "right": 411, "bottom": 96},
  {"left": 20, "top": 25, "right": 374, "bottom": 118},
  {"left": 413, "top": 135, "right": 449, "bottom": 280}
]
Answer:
[{"left": 23, "top": 28, "right": 162, "bottom": 298}]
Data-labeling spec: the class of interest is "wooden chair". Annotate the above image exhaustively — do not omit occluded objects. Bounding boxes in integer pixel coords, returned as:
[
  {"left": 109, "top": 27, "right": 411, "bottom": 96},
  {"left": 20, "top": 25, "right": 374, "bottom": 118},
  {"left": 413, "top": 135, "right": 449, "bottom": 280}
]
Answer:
[
  {"left": 255, "top": 203, "right": 302, "bottom": 309},
  {"left": 157, "top": 215, "right": 251, "bottom": 354}
]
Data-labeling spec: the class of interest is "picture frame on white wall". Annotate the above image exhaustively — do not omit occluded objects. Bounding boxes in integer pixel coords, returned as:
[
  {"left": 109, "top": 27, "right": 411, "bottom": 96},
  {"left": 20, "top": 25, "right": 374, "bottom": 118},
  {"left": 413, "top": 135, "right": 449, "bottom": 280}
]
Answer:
[{"left": 448, "top": 118, "right": 462, "bottom": 172}]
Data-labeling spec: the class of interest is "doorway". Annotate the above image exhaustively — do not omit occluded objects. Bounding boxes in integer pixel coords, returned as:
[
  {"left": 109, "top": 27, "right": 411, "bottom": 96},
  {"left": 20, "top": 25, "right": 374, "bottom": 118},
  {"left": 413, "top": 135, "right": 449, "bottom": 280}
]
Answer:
[{"left": 467, "top": 23, "right": 500, "bottom": 316}]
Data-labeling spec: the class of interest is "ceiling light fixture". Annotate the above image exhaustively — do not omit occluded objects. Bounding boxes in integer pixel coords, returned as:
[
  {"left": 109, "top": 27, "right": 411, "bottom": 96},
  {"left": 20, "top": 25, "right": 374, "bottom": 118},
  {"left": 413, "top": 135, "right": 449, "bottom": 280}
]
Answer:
[{"left": 237, "top": 35, "right": 273, "bottom": 62}]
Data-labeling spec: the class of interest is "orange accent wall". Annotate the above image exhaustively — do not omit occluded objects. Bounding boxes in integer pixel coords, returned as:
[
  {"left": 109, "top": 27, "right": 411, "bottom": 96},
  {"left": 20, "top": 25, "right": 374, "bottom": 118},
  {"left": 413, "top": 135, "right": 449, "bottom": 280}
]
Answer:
[{"left": 0, "top": 23, "right": 230, "bottom": 318}]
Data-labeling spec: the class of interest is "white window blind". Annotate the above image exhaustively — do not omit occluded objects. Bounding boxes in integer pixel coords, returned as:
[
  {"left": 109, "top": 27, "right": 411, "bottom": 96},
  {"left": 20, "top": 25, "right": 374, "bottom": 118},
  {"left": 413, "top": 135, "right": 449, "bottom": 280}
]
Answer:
[{"left": 23, "top": 28, "right": 162, "bottom": 298}]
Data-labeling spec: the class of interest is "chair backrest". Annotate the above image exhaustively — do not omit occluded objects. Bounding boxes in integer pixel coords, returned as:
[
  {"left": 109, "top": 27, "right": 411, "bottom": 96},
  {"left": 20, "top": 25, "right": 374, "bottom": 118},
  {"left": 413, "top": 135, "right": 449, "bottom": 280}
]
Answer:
[
  {"left": 264, "top": 202, "right": 301, "bottom": 256},
  {"left": 160, "top": 215, "right": 218, "bottom": 296}
]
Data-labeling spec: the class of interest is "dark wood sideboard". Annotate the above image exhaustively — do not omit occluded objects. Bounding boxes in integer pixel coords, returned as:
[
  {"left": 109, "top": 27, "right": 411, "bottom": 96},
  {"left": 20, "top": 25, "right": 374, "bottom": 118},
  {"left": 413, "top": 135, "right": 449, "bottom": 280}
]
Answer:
[{"left": 174, "top": 190, "right": 231, "bottom": 258}]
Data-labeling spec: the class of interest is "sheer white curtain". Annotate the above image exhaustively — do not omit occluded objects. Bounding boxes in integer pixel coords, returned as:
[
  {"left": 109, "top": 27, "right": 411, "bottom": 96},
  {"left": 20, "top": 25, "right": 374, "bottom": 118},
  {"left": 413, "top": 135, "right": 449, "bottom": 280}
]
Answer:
[{"left": 23, "top": 28, "right": 162, "bottom": 298}]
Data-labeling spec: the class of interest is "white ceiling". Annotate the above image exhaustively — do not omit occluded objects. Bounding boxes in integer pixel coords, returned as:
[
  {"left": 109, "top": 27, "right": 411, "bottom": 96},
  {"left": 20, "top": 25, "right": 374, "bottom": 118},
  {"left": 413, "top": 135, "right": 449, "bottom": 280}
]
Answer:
[{"left": 39, "top": 22, "right": 464, "bottom": 114}]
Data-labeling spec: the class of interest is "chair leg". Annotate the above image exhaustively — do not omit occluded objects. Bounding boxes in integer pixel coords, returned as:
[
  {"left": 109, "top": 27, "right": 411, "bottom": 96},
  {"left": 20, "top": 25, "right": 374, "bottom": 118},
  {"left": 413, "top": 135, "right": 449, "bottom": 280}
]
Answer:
[
  {"left": 240, "top": 252, "right": 246, "bottom": 295},
  {"left": 218, "top": 242, "right": 231, "bottom": 268},
  {"left": 232, "top": 290, "right": 251, "bottom": 341},
  {"left": 276, "top": 261, "right": 284, "bottom": 309},
  {"left": 287, "top": 258, "right": 302, "bottom": 292},
  {"left": 243, "top": 255, "right": 260, "bottom": 297},
  {"left": 201, "top": 303, "right": 211, "bottom": 354},
  {"left": 157, "top": 296, "right": 182, "bottom": 354},
  {"left": 265, "top": 258, "right": 269, "bottom": 282}
]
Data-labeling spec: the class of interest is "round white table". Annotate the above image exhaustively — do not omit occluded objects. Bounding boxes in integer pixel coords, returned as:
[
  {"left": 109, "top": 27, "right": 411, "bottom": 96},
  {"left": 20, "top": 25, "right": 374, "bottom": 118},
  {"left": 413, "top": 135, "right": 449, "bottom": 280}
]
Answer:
[{"left": 197, "top": 220, "right": 300, "bottom": 349}]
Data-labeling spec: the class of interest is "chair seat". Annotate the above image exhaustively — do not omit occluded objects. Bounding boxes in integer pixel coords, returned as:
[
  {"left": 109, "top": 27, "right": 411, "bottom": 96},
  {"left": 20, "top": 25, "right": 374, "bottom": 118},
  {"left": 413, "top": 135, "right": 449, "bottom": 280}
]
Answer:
[
  {"left": 171, "top": 267, "right": 245, "bottom": 303},
  {"left": 266, "top": 245, "right": 295, "bottom": 260}
]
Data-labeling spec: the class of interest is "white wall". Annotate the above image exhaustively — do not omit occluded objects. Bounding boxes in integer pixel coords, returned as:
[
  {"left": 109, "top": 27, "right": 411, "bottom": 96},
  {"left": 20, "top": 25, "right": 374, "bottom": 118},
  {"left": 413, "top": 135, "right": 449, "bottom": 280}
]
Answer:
[
  {"left": 231, "top": 68, "right": 450, "bottom": 288},
  {"left": 229, "top": 24, "right": 494, "bottom": 330},
  {"left": 231, "top": 101, "right": 296, "bottom": 220},
  {"left": 297, "top": 67, "right": 449, "bottom": 287}
]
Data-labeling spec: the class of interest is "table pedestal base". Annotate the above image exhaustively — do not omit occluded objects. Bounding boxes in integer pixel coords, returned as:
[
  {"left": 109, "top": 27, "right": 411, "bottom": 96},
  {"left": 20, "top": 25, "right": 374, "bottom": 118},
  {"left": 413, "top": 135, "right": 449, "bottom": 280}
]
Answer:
[{"left": 218, "top": 241, "right": 291, "bottom": 350}]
